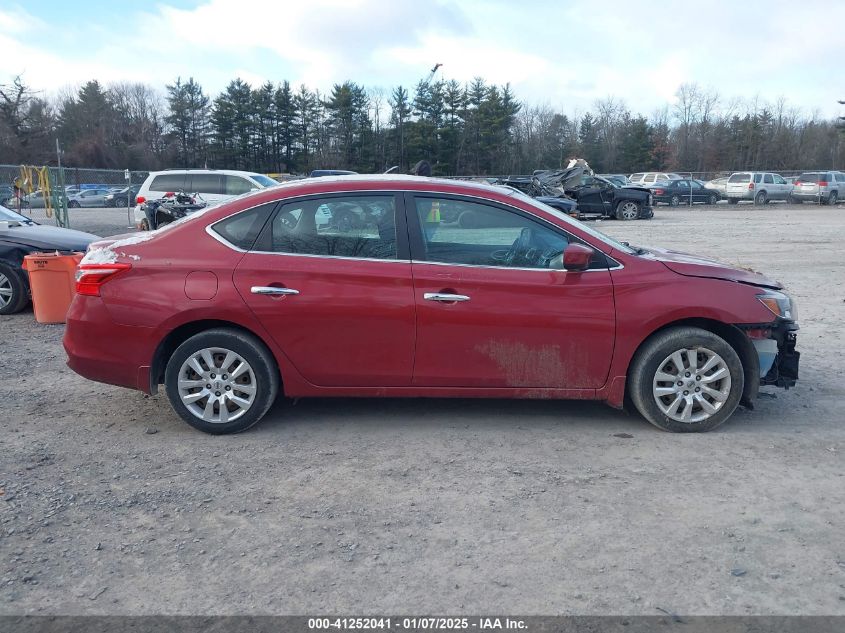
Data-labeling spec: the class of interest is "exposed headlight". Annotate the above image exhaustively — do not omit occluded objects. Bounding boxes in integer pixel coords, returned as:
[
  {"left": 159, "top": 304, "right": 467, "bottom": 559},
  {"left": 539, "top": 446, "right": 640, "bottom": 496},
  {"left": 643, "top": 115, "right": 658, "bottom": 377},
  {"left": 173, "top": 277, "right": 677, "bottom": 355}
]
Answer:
[{"left": 757, "top": 291, "right": 795, "bottom": 320}]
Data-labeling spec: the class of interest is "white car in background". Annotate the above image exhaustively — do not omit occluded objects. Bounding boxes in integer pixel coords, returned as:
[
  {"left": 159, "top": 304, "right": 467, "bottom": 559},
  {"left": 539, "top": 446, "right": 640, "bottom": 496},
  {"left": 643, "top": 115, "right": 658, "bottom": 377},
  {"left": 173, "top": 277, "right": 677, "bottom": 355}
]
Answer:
[
  {"left": 629, "top": 172, "right": 683, "bottom": 187},
  {"left": 725, "top": 172, "right": 792, "bottom": 205},
  {"left": 133, "top": 169, "right": 277, "bottom": 229}
]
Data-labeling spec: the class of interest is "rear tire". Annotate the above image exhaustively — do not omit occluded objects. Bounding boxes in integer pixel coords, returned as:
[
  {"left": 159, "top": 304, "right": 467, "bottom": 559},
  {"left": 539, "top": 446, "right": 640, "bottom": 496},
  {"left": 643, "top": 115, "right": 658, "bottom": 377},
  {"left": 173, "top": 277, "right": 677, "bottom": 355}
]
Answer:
[
  {"left": 754, "top": 192, "right": 767, "bottom": 205},
  {"left": 0, "top": 263, "right": 30, "bottom": 315},
  {"left": 828, "top": 191, "right": 838, "bottom": 206},
  {"left": 670, "top": 195, "right": 680, "bottom": 207},
  {"left": 164, "top": 328, "right": 280, "bottom": 434},
  {"left": 628, "top": 327, "right": 744, "bottom": 433}
]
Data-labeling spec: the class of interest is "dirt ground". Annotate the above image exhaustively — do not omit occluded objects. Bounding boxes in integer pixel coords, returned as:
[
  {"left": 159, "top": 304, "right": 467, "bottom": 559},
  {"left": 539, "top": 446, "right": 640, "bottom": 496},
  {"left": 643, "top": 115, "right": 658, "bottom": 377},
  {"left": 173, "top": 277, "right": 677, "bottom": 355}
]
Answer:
[{"left": 1, "top": 201, "right": 844, "bottom": 615}]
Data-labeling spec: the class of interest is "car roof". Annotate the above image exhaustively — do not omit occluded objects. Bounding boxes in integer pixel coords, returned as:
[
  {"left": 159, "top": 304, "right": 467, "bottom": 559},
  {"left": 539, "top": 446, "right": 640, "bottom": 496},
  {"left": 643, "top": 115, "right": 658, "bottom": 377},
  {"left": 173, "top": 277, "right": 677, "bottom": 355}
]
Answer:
[{"left": 148, "top": 169, "right": 264, "bottom": 177}]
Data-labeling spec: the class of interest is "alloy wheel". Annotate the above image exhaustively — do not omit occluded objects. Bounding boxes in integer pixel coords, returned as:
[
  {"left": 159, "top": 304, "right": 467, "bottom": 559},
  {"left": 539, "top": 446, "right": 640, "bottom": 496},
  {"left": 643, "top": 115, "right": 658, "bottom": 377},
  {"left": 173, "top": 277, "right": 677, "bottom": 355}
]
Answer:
[
  {"left": 652, "top": 346, "right": 731, "bottom": 423},
  {"left": 0, "top": 273, "right": 12, "bottom": 310},
  {"left": 177, "top": 347, "right": 257, "bottom": 423},
  {"left": 618, "top": 201, "right": 639, "bottom": 220}
]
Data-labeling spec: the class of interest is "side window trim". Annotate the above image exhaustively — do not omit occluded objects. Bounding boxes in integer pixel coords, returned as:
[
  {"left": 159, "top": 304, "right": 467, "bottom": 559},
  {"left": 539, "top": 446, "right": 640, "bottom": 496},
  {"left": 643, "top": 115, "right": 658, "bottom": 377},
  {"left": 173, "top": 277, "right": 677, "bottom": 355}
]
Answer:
[
  {"left": 404, "top": 192, "right": 611, "bottom": 271},
  {"left": 253, "top": 191, "right": 410, "bottom": 261}
]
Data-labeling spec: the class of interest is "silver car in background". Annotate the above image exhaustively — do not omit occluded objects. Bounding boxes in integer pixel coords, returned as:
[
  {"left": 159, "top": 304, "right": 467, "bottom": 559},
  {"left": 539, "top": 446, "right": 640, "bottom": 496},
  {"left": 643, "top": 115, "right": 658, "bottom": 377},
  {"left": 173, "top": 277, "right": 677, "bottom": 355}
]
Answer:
[
  {"left": 704, "top": 177, "right": 729, "bottom": 196},
  {"left": 66, "top": 188, "right": 111, "bottom": 208},
  {"left": 725, "top": 172, "right": 792, "bottom": 205},
  {"left": 791, "top": 171, "right": 844, "bottom": 205}
]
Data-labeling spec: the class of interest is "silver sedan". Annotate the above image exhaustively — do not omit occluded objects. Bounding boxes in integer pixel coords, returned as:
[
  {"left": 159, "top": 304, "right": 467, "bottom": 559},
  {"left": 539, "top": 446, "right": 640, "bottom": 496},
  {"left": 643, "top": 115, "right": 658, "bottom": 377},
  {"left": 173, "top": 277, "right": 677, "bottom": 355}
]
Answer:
[{"left": 67, "top": 188, "right": 111, "bottom": 208}]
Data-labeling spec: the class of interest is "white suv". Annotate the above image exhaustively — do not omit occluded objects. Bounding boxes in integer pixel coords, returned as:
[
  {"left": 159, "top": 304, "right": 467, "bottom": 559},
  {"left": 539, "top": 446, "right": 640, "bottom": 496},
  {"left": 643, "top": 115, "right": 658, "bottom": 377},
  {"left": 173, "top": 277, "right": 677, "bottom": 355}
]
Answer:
[
  {"left": 725, "top": 172, "right": 792, "bottom": 205},
  {"left": 629, "top": 172, "right": 683, "bottom": 186},
  {"left": 134, "top": 169, "right": 277, "bottom": 229}
]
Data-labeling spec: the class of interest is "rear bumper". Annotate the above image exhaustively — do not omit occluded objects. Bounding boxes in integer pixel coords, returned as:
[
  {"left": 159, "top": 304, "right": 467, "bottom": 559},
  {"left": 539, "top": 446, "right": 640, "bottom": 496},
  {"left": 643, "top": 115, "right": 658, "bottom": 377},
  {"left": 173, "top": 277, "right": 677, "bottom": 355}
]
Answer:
[
  {"left": 789, "top": 191, "right": 827, "bottom": 201},
  {"left": 63, "top": 296, "right": 156, "bottom": 393}
]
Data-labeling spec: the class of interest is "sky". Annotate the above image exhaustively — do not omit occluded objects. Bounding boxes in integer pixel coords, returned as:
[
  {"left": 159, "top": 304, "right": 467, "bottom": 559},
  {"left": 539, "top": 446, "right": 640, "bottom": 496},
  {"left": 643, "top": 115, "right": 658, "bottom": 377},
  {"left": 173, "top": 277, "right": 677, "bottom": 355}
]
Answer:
[{"left": 2, "top": 0, "right": 843, "bottom": 119}]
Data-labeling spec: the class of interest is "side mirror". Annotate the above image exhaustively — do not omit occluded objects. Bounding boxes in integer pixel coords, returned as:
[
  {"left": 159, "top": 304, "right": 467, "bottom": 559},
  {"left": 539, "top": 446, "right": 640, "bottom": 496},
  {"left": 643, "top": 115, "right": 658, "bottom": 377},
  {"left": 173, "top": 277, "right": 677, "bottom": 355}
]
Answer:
[{"left": 563, "top": 243, "right": 594, "bottom": 272}]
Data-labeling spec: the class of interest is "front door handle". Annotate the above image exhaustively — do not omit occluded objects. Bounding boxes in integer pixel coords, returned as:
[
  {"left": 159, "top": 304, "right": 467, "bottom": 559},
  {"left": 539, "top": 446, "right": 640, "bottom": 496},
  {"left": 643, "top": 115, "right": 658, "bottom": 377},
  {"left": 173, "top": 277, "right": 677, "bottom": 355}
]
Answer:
[
  {"left": 424, "top": 292, "right": 470, "bottom": 303},
  {"left": 251, "top": 286, "right": 299, "bottom": 296}
]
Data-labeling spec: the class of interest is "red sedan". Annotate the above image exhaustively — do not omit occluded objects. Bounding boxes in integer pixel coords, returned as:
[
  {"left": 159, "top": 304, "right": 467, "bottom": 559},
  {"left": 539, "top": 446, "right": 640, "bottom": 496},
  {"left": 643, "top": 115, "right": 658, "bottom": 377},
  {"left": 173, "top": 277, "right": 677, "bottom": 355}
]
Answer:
[{"left": 64, "top": 176, "right": 799, "bottom": 434}]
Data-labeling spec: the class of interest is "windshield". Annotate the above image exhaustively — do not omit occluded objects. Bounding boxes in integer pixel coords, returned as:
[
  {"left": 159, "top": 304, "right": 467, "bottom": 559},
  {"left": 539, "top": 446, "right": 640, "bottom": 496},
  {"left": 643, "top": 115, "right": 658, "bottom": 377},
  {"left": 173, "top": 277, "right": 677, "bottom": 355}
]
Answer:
[
  {"left": 0, "top": 205, "right": 32, "bottom": 223},
  {"left": 506, "top": 189, "right": 635, "bottom": 255},
  {"left": 249, "top": 174, "right": 278, "bottom": 188}
]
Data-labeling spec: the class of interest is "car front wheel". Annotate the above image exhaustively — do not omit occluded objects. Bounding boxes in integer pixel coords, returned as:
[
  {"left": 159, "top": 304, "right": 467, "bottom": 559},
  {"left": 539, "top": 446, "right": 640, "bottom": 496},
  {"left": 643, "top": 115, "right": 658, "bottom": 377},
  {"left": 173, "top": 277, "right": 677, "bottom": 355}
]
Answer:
[
  {"left": 0, "top": 264, "right": 29, "bottom": 315},
  {"left": 709, "top": 194, "right": 718, "bottom": 205},
  {"left": 616, "top": 200, "right": 640, "bottom": 220},
  {"left": 164, "top": 328, "right": 280, "bottom": 434},
  {"left": 628, "top": 327, "right": 744, "bottom": 433}
]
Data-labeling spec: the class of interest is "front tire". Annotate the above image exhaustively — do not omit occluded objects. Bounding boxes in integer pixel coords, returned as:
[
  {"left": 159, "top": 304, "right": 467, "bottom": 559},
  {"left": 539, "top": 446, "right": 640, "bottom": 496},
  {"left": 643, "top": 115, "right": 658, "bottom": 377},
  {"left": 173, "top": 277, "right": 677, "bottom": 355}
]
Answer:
[
  {"left": 616, "top": 200, "right": 640, "bottom": 220},
  {"left": 628, "top": 327, "right": 744, "bottom": 433},
  {"left": 0, "top": 264, "right": 29, "bottom": 315},
  {"left": 709, "top": 194, "right": 718, "bottom": 205},
  {"left": 164, "top": 328, "right": 280, "bottom": 434},
  {"left": 728, "top": 198, "right": 738, "bottom": 205},
  {"left": 68, "top": 200, "right": 80, "bottom": 208}
]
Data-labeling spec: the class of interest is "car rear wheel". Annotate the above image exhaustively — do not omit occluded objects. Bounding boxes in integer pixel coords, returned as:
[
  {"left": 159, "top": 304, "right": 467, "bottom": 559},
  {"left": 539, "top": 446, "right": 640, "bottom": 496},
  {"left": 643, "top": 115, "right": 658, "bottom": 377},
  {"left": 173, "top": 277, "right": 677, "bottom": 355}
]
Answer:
[
  {"left": 615, "top": 200, "right": 640, "bottom": 220},
  {"left": 628, "top": 327, "right": 744, "bottom": 433},
  {"left": 670, "top": 195, "right": 680, "bottom": 207},
  {"left": 164, "top": 328, "right": 280, "bottom": 434},
  {"left": 0, "top": 264, "right": 30, "bottom": 315},
  {"left": 754, "top": 192, "right": 767, "bottom": 205},
  {"left": 828, "top": 191, "right": 838, "bottom": 206}
]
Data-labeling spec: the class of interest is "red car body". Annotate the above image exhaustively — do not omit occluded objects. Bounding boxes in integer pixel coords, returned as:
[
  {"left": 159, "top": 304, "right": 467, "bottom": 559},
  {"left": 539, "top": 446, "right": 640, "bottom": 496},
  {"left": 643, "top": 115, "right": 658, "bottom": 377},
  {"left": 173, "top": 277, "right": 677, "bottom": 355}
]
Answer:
[{"left": 64, "top": 176, "right": 799, "bottom": 433}]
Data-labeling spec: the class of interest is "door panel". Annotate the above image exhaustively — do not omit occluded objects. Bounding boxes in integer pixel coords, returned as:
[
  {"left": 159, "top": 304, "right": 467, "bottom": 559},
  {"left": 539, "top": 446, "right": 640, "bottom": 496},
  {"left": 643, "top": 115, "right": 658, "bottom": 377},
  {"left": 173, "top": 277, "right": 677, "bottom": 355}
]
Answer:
[
  {"left": 232, "top": 193, "right": 415, "bottom": 387},
  {"left": 409, "top": 194, "right": 615, "bottom": 390}
]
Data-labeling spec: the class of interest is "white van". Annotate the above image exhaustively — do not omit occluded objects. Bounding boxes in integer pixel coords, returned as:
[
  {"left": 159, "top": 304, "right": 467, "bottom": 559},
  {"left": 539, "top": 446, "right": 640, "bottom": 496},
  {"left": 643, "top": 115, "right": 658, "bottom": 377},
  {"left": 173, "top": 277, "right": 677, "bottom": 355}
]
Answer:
[{"left": 134, "top": 169, "right": 277, "bottom": 229}]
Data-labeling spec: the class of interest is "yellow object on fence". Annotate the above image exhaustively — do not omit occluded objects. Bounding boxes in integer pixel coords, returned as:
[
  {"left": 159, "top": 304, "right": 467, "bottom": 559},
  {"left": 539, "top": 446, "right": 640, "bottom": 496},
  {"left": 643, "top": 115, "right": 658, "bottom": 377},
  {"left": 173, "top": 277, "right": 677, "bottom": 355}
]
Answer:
[{"left": 19, "top": 165, "right": 54, "bottom": 218}]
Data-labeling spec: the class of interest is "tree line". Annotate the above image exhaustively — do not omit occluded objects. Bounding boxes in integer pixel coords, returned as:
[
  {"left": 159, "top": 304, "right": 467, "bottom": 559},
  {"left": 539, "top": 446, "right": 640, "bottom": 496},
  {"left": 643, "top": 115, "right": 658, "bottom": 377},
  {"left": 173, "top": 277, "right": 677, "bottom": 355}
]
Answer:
[{"left": 1, "top": 74, "right": 843, "bottom": 177}]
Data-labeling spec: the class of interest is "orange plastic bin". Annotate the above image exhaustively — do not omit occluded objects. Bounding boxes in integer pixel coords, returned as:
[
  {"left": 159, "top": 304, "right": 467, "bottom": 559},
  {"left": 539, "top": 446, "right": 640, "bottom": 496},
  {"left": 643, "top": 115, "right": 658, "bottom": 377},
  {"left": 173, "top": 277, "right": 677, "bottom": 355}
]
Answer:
[{"left": 22, "top": 252, "right": 84, "bottom": 324}]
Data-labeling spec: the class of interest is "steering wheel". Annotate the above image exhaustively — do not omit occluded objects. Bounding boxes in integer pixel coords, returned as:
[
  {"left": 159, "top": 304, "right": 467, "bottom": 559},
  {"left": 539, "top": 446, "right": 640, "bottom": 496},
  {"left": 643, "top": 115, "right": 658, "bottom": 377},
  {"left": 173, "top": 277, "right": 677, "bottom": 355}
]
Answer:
[{"left": 501, "top": 227, "right": 540, "bottom": 267}]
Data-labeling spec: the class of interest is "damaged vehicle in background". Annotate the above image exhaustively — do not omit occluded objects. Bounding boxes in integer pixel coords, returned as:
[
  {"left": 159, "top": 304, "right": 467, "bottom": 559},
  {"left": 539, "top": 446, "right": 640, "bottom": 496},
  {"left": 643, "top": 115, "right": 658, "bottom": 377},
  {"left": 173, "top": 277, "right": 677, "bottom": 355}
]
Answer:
[
  {"left": 501, "top": 160, "right": 653, "bottom": 221},
  {"left": 64, "top": 176, "right": 798, "bottom": 435},
  {"left": 0, "top": 204, "right": 97, "bottom": 314}
]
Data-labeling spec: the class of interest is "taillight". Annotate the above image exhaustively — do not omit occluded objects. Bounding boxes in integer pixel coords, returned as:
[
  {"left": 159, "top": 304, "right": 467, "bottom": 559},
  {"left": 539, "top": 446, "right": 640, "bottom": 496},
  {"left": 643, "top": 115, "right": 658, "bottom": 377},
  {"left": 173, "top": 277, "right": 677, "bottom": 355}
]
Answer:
[
  {"left": 654, "top": 188, "right": 664, "bottom": 195},
  {"left": 793, "top": 181, "right": 801, "bottom": 187},
  {"left": 136, "top": 196, "right": 146, "bottom": 205},
  {"left": 748, "top": 182, "right": 755, "bottom": 189},
  {"left": 75, "top": 263, "right": 131, "bottom": 296},
  {"left": 818, "top": 181, "right": 828, "bottom": 187}
]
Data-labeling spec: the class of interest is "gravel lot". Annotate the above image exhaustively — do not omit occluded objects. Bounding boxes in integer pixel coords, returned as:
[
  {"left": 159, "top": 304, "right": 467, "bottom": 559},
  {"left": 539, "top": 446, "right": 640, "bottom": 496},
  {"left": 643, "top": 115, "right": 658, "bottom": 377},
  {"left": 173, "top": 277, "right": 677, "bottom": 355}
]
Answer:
[{"left": 1, "top": 202, "right": 844, "bottom": 615}]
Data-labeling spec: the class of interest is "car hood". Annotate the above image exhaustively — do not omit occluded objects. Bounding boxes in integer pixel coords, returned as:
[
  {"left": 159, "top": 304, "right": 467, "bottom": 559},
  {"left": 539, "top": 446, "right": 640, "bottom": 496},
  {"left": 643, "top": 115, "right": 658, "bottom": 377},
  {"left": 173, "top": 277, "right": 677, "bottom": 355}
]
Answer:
[
  {"left": 644, "top": 246, "right": 782, "bottom": 289},
  {"left": 0, "top": 224, "right": 98, "bottom": 251}
]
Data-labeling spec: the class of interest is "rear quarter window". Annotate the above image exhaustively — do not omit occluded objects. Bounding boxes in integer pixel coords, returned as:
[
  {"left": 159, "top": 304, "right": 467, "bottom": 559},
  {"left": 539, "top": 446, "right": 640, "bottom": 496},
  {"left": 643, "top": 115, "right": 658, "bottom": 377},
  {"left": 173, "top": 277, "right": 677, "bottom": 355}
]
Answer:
[{"left": 211, "top": 202, "right": 276, "bottom": 250}]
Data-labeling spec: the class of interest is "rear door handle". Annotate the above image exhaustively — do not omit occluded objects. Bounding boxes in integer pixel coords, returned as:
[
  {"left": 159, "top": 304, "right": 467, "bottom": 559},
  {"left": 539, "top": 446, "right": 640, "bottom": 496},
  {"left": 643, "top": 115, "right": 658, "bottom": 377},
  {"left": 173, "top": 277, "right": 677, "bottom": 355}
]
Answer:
[
  {"left": 424, "top": 292, "right": 470, "bottom": 303},
  {"left": 251, "top": 286, "right": 299, "bottom": 296}
]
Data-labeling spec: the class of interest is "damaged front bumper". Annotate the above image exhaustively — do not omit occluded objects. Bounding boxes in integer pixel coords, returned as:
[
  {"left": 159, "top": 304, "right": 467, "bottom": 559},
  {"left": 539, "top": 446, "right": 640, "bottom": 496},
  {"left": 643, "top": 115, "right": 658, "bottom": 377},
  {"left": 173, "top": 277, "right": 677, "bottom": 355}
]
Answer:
[{"left": 741, "top": 320, "right": 800, "bottom": 389}]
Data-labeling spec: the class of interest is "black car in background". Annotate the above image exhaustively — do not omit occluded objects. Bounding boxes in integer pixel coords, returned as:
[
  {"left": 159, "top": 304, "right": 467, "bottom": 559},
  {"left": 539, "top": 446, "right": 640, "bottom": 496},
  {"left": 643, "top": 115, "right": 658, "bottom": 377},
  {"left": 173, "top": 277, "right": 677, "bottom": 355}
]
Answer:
[
  {"left": 0, "top": 205, "right": 97, "bottom": 314},
  {"left": 649, "top": 178, "right": 721, "bottom": 206},
  {"left": 567, "top": 174, "right": 653, "bottom": 220},
  {"left": 103, "top": 185, "right": 140, "bottom": 207}
]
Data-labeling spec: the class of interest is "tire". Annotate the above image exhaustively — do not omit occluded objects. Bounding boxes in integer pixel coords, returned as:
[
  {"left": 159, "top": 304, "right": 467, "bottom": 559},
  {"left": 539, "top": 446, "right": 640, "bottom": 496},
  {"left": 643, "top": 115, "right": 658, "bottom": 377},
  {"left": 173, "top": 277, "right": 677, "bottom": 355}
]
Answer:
[
  {"left": 164, "top": 328, "right": 280, "bottom": 434},
  {"left": 828, "top": 191, "right": 838, "bottom": 206},
  {"left": 0, "top": 263, "right": 30, "bottom": 315},
  {"left": 628, "top": 327, "right": 744, "bottom": 433},
  {"left": 728, "top": 198, "right": 738, "bottom": 205},
  {"left": 788, "top": 196, "right": 801, "bottom": 205},
  {"left": 754, "top": 192, "right": 767, "bottom": 205},
  {"left": 670, "top": 195, "right": 680, "bottom": 207},
  {"left": 708, "top": 194, "right": 718, "bottom": 205},
  {"left": 615, "top": 200, "right": 640, "bottom": 220},
  {"left": 68, "top": 200, "right": 80, "bottom": 208}
]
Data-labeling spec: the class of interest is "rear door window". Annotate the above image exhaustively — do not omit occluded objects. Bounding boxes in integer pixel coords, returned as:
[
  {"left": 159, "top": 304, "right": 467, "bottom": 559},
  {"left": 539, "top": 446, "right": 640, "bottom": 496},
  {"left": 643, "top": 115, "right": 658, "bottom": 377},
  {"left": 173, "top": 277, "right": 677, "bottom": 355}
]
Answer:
[
  {"left": 763, "top": 174, "right": 773, "bottom": 184},
  {"left": 836, "top": 174, "right": 845, "bottom": 183},
  {"left": 188, "top": 174, "right": 224, "bottom": 195},
  {"left": 264, "top": 195, "right": 397, "bottom": 260},
  {"left": 149, "top": 174, "right": 187, "bottom": 192}
]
